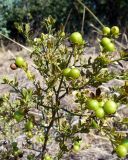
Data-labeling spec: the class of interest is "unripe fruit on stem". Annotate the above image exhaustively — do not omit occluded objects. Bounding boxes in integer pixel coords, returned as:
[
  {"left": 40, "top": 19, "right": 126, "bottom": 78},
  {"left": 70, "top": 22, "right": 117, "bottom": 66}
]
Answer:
[
  {"left": 15, "top": 56, "right": 26, "bottom": 68},
  {"left": 101, "top": 37, "right": 111, "bottom": 47},
  {"left": 102, "top": 26, "right": 110, "bottom": 35},
  {"left": 68, "top": 68, "right": 80, "bottom": 79},
  {"left": 111, "top": 26, "right": 119, "bottom": 36},
  {"left": 62, "top": 68, "right": 71, "bottom": 77},
  {"left": 116, "top": 145, "right": 127, "bottom": 158},
  {"left": 73, "top": 144, "right": 80, "bottom": 152},
  {"left": 44, "top": 155, "right": 52, "bottom": 160},
  {"left": 104, "top": 43, "right": 116, "bottom": 52},
  {"left": 70, "top": 32, "right": 83, "bottom": 45},
  {"left": 87, "top": 99, "right": 99, "bottom": 111},
  {"left": 95, "top": 108, "right": 105, "bottom": 118},
  {"left": 103, "top": 100, "right": 117, "bottom": 114},
  {"left": 121, "top": 139, "right": 128, "bottom": 151}
]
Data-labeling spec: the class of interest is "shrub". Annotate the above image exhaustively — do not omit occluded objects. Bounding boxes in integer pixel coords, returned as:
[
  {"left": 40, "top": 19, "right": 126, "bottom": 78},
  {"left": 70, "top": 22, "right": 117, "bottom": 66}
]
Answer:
[{"left": 0, "top": 16, "right": 128, "bottom": 159}]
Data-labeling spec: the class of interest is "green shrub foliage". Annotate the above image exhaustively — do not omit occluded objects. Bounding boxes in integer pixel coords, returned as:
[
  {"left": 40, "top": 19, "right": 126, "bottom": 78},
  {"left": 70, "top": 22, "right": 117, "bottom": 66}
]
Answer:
[{"left": 0, "top": 16, "right": 128, "bottom": 159}]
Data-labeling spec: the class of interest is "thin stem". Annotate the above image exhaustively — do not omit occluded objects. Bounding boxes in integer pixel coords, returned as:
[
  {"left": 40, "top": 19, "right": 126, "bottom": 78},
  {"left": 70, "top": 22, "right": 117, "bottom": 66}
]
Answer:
[
  {"left": 35, "top": 109, "right": 57, "bottom": 160},
  {"left": 0, "top": 32, "right": 32, "bottom": 52},
  {"left": 56, "top": 77, "right": 64, "bottom": 100},
  {"left": 64, "top": 9, "right": 73, "bottom": 29},
  {"left": 110, "top": 57, "right": 127, "bottom": 63},
  {"left": 37, "top": 40, "right": 75, "bottom": 159},
  {"left": 57, "top": 46, "right": 75, "bottom": 99},
  {"left": 115, "top": 131, "right": 128, "bottom": 133},
  {"left": 89, "top": 23, "right": 102, "bottom": 33},
  {"left": 60, "top": 107, "right": 87, "bottom": 117},
  {"left": 59, "top": 91, "right": 67, "bottom": 99},
  {"left": 75, "top": 63, "right": 91, "bottom": 68},
  {"left": 22, "top": 148, "right": 41, "bottom": 155},
  {"left": 114, "top": 40, "right": 126, "bottom": 50},
  {"left": 66, "top": 46, "right": 75, "bottom": 67},
  {"left": 76, "top": 0, "right": 104, "bottom": 27},
  {"left": 42, "top": 110, "right": 56, "bottom": 152},
  {"left": 52, "top": 37, "right": 62, "bottom": 54},
  {"left": 81, "top": 7, "right": 86, "bottom": 35}
]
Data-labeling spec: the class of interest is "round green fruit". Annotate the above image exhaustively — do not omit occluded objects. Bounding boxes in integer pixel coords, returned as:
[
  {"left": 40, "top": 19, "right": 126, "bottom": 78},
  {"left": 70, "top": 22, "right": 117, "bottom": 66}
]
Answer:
[
  {"left": 111, "top": 26, "right": 119, "bottom": 35},
  {"left": 68, "top": 68, "right": 80, "bottom": 79},
  {"left": 121, "top": 139, "right": 128, "bottom": 150},
  {"left": 62, "top": 68, "right": 71, "bottom": 77},
  {"left": 15, "top": 56, "right": 25, "bottom": 68},
  {"left": 70, "top": 32, "right": 83, "bottom": 45},
  {"left": 116, "top": 145, "right": 127, "bottom": 158},
  {"left": 104, "top": 42, "right": 116, "bottom": 52},
  {"left": 87, "top": 99, "right": 99, "bottom": 111},
  {"left": 73, "top": 144, "right": 80, "bottom": 152},
  {"left": 102, "top": 26, "right": 110, "bottom": 35},
  {"left": 95, "top": 108, "right": 105, "bottom": 118},
  {"left": 44, "top": 155, "right": 52, "bottom": 160},
  {"left": 103, "top": 100, "right": 117, "bottom": 114},
  {"left": 101, "top": 37, "right": 111, "bottom": 47}
]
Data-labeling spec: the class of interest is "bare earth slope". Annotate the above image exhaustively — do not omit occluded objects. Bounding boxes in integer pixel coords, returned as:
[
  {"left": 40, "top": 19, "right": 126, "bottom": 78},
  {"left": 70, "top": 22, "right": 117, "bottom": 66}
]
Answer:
[{"left": 0, "top": 46, "right": 128, "bottom": 160}]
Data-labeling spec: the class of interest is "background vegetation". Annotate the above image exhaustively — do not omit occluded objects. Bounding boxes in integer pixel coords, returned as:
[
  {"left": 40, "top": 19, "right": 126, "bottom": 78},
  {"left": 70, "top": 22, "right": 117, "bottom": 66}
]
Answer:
[
  {"left": 0, "top": 1, "right": 128, "bottom": 159},
  {"left": 0, "top": 0, "right": 128, "bottom": 40}
]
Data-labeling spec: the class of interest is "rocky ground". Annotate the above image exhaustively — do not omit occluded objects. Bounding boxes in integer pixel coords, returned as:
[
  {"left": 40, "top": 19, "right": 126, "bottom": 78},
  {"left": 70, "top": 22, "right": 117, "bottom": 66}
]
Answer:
[{"left": 0, "top": 44, "right": 128, "bottom": 160}]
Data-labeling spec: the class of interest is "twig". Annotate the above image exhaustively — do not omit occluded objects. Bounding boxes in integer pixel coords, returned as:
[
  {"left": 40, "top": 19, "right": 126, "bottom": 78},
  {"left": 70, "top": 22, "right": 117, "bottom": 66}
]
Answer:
[
  {"left": 76, "top": 0, "right": 104, "bottom": 27},
  {"left": 22, "top": 148, "right": 41, "bottom": 153},
  {"left": 60, "top": 107, "right": 87, "bottom": 117},
  {"left": 114, "top": 40, "right": 126, "bottom": 50},
  {"left": 28, "top": 111, "right": 42, "bottom": 117},
  {"left": 115, "top": 131, "right": 128, "bottom": 133},
  {"left": 0, "top": 32, "right": 32, "bottom": 52},
  {"left": 59, "top": 91, "right": 67, "bottom": 99},
  {"left": 39, "top": 44, "right": 75, "bottom": 159},
  {"left": 89, "top": 23, "right": 102, "bottom": 33},
  {"left": 64, "top": 9, "right": 73, "bottom": 29},
  {"left": 81, "top": 7, "right": 86, "bottom": 35},
  {"left": 41, "top": 110, "right": 56, "bottom": 152}
]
